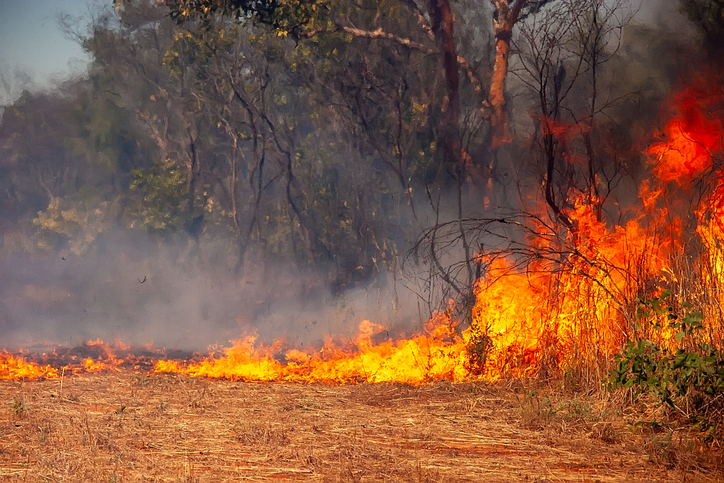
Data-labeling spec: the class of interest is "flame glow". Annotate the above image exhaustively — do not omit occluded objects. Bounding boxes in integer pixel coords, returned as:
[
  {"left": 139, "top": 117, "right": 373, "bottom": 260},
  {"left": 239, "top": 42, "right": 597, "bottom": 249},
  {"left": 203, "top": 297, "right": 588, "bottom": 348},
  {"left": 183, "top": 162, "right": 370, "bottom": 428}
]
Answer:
[
  {"left": 154, "top": 317, "right": 470, "bottom": 384},
  {"left": 0, "top": 353, "right": 58, "bottom": 380}
]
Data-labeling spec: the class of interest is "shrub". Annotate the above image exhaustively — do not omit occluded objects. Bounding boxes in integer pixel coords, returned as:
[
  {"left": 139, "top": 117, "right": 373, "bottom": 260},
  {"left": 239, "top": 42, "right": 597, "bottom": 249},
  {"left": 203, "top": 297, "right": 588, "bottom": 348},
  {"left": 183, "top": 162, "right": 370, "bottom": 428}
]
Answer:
[{"left": 609, "top": 291, "right": 724, "bottom": 441}]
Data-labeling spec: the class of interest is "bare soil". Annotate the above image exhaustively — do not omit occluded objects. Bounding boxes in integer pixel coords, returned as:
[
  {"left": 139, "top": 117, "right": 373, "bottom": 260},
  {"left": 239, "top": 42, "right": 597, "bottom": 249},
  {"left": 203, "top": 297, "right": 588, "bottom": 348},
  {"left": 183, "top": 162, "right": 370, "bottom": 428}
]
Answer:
[{"left": 0, "top": 374, "right": 720, "bottom": 482}]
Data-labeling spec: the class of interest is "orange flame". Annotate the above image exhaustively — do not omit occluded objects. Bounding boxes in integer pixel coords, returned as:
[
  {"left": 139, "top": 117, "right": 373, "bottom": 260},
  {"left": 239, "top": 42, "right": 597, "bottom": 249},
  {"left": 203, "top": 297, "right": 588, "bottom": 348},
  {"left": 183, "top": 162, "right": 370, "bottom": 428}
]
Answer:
[
  {"left": 648, "top": 79, "right": 723, "bottom": 182},
  {"left": 0, "top": 353, "right": 58, "bottom": 380},
  {"left": 154, "top": 317, "right": 471, "bottom": 384}
]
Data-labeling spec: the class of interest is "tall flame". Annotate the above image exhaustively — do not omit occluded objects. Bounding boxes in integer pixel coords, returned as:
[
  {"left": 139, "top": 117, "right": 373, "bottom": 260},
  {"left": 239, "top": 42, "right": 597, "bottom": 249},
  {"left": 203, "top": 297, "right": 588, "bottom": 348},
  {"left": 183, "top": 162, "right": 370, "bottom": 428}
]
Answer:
[{"left": 648, "top": 80, "right": 723, "bottom": 182}]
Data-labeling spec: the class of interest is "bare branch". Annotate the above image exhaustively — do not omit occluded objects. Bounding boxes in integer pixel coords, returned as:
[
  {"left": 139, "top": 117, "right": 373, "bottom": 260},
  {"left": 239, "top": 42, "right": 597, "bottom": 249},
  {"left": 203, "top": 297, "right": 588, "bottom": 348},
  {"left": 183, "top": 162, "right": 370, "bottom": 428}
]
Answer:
[{"left": 299, "top": 25, "right": 435, "bottom": 54}]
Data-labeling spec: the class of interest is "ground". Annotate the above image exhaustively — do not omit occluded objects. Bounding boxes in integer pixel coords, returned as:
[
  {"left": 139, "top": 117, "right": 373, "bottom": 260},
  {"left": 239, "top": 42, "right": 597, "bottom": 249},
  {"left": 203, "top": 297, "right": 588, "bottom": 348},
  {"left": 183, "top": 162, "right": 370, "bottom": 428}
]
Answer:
[{"left": 0, "top": 374, "right": 720, "bottom": 482}]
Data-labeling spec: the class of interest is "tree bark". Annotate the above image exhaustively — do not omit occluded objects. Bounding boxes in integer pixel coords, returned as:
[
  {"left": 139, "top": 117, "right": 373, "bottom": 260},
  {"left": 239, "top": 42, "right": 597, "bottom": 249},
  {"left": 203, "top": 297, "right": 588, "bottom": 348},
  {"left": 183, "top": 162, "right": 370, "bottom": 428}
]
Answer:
[{"left": 489, "top": 0, "right": 528, "bottom": 146}]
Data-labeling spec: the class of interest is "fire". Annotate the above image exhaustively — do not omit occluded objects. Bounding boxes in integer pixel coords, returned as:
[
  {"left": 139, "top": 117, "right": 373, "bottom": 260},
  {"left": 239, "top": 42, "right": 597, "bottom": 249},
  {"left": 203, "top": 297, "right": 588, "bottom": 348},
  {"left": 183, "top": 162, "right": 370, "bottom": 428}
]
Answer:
[
  {"left": 467, "top": 198, "right": 675, "bottom": 377},
  {"left": 3, "top": 79, "right": 724, "bottom": 384},
  {"left": 0, "top": 353, "right": 58, "bottom": 380},
  {"left": 648, "top": 79, "right": 723, "bottom": 182},
  {"left": 463, "top": 76, "right": 724, "bottom": 376},
  {"left": 0, "top": 319, "right": 474, "bottom": 384},
  {"left": 154, "top": 317, "right": 470, "bottom": 384}
]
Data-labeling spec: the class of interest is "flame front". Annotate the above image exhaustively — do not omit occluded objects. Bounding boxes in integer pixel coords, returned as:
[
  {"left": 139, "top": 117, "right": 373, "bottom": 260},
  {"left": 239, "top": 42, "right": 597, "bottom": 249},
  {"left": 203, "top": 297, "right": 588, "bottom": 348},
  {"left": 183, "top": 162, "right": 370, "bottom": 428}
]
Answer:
[
  {"left": 0, "top": 353, "right": 58, "bottom": 380},
  {"left": 154, "top": 317, "right": 470, "bottom": 384}
]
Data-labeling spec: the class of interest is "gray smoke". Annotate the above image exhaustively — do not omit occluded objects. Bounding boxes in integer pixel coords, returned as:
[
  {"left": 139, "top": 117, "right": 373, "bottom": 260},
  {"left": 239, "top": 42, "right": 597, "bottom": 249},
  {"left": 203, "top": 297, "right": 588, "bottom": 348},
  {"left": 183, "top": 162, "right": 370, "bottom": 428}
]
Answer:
[{"left": 0, "top": 230, "right": 421, "bottom": 353}]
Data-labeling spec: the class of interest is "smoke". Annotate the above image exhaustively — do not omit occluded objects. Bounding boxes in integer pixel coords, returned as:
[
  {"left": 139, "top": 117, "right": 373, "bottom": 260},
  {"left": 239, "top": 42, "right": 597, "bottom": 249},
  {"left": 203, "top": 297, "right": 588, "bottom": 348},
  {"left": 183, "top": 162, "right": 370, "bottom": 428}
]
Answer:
[{"left": 0, "top": 229, "right": 422, "bottom": 353}]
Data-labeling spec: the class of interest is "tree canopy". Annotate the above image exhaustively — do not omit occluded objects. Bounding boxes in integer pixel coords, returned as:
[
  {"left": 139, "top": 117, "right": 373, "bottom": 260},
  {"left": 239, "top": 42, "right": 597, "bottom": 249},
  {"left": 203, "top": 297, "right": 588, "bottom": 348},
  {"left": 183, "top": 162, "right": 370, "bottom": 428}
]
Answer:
[{"left": 0, "top": 0, "right": 712, "bottom": 311}]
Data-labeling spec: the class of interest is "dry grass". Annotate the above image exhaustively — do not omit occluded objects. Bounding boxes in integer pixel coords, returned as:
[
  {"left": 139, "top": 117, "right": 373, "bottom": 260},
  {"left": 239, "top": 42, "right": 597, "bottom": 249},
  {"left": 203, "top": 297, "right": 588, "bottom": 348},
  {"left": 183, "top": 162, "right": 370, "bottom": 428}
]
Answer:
[{"left": 0, "top": 373, "right": 721, "bottom": 482}]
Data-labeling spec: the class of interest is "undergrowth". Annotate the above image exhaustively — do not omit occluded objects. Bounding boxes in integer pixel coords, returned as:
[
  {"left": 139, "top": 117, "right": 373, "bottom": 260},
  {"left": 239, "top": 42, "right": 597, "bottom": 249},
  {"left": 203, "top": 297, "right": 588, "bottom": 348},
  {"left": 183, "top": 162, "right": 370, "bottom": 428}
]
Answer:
[{"left": 608, "top": 291, "right": 724, "bottom": 442}]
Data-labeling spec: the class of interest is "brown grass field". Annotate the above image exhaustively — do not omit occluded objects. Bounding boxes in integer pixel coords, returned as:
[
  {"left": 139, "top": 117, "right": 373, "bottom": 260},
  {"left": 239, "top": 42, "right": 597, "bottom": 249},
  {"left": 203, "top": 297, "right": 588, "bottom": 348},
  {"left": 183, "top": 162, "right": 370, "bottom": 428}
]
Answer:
[{"left": 0, "top": 373, "right": 721, "bottom": 482}]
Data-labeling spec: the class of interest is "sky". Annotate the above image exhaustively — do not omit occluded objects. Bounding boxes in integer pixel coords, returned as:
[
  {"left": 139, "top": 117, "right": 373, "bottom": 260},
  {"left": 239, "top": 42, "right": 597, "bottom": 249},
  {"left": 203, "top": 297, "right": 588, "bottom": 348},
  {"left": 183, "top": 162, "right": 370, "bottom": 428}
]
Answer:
[{"left": 0, "top": 0, "right": 105, "bottom": 104}]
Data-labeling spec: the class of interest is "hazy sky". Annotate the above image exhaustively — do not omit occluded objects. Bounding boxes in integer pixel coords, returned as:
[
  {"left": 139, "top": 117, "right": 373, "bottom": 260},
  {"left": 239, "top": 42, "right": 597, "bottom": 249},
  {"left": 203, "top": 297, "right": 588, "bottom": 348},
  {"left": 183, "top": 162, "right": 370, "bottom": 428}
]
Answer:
[{"left": 0, "top": 0, "right": 105, "bottom": 103}]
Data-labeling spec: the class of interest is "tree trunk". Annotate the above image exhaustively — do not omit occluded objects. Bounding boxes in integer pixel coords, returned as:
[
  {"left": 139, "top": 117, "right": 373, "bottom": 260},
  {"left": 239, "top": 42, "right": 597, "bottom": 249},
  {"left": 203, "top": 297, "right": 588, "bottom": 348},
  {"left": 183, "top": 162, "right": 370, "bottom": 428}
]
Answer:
[{"left": 489, "top": 0, "right": 527, "bottom": 146}]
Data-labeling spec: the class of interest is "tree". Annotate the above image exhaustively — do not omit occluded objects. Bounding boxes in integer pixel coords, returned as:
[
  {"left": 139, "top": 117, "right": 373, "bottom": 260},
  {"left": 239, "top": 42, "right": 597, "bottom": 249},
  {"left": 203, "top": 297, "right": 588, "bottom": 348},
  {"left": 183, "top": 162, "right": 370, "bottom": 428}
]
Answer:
[
  {"left": 0, "top": 79, "right": 143, "bottom": 254},
  {"left": 511, "top": 0, "right": 632, "bottom": 228},
  {"left": 83, "top": 1, "right": 407, "bottom": 288},
  {"left": 489, "top": 0, "right": 557, "bottom": 144},
  {"left": 165, "top": 0, "right": 575, "bottom": 154},
  {"left": 84, "top": 2, "right": 221, "bottom": 242},
  {"left": 159, "top": 0, "right": 572, "bottom": 305}
]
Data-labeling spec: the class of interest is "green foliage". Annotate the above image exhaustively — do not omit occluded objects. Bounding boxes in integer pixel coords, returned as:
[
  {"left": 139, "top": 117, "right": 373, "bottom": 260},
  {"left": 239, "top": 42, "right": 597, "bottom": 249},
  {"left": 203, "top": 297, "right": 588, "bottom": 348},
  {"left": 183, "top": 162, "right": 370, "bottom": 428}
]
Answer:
[
  {"left": 127, "top": 158, "right": 196, "bottom": 234},
  {"left": 609, "top": 292, "right": 724, "bottom": 440},
  {"left": 165, "top": 0, "right": 330, "bottom": 38},
  {"left": 33, "top": 197, "right": 112, "bottom": 255}
]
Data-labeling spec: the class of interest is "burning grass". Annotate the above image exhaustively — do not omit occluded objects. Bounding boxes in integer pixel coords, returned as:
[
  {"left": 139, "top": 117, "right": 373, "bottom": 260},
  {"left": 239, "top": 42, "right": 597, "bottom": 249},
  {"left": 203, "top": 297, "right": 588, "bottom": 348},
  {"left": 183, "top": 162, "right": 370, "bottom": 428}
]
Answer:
[{"left": 0, "top": 373, "right": 721, "bottom": 482}]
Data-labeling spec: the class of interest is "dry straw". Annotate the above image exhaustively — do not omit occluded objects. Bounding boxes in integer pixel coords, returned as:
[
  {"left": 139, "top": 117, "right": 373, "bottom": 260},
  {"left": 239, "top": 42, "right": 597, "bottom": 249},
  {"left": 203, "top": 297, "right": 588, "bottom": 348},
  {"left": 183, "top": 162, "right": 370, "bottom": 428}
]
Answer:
[{"left": 0, "top": 374, "right": 721, "bottom": 482}]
